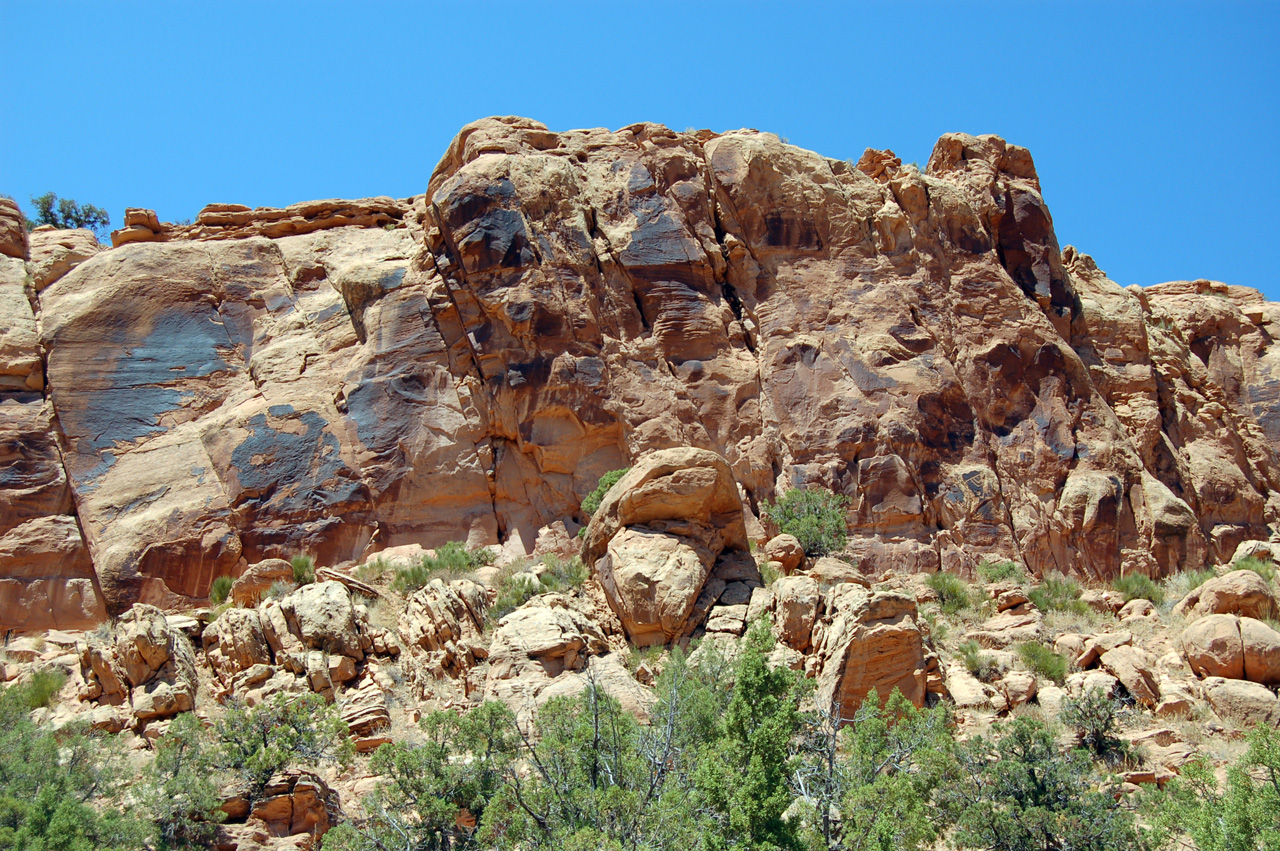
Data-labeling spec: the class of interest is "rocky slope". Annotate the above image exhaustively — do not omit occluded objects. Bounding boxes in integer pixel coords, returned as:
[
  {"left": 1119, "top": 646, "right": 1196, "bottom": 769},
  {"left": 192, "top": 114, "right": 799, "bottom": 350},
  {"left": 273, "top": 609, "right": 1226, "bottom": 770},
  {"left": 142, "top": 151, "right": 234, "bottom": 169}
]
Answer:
[{"left": 3, "top": 117, "right": 1280, "bottom": 629}]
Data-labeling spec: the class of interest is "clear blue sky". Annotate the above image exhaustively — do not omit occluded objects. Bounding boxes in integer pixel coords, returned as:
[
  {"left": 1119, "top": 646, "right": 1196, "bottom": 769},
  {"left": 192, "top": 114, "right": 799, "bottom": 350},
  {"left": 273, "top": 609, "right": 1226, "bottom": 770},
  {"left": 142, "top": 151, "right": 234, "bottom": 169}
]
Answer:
[{"left": 3, "top": 2, "right": 1276, "bottom": 297}]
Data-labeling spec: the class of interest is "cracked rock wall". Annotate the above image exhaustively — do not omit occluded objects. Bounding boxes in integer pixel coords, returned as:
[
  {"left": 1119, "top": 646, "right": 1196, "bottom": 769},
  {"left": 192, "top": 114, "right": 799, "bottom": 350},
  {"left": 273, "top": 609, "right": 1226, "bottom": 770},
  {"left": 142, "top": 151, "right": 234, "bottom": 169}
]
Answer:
[{"left": 2, "top": 118, "right": 1278, "bottom": 623}]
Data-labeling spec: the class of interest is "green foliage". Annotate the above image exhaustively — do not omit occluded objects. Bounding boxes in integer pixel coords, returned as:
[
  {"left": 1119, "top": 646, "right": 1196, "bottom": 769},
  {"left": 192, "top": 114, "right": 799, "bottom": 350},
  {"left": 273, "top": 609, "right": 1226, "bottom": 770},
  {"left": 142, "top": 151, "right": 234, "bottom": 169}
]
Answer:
[
  {"left": 581, "top": 467, "right": 630, "bottom": 518},
  {"left": 1235, "top": 555, "right": 1278, "bottom": 585},
  {"left": 290, "top": 554, "right": 315, "bottom": 585},
  {"left": 536, "top": 554, "right": 589, "bottom": 592},
  {"left": 926, "top": 571, "right": 972, "bottom": 615},
  {"left": 763, "top": 488, "right": 849, "bottom": 557},
  {"left": 26, "top": 192, "right": 111, "bottom": 238},
  {"left": 1111, "top": 572, "right": 1165, "bottom": 605},
  {"left": 760, "top": 558, "right": 782, "bottom": 587},
  {"left": 1028, "top": 572, "right": 1088, "bottom": 614},
  {"left": 141, "top": 713, "right": 224, "bottom": 850},
  {"left": 265, "top": 579, "right": 295, "bottom": 600},
  {"left": 1014, "top": 641, "right": 1069, "bottom": 685},
  {"left": 792, "top": 690, "right": 953, "bottom": 851},
  {"left": 214, "top": 693, "right": 352, "bottom": 800},
  {"left": 1060, "top": 688, "right": 1128, "bottom": 764},
  {"left": 325, "top": 702, "right": 518, "bottom": 851},
  {"left": 692, "top": 620, "right": 806, "bottom": 850},
  {"left": 209, "top": 575, "right": 234, "bottom": 605},
  {"left": 942, "top": 717, "right": 1148, "bottom": 851},
  {"left": 1151, "top": 724, "right": 1280, "bottom": 851},
  {"left": 0, "top": 681, "right": 147, "bottom": 850},
  {"left": 486, "top": 570, "right": 542, "bottom": 626},
  {"left": 392, "top": 540, "right": 494, "bottom": 593},
  {"left": 958, "top": 640, "right": 1001, "bottom": 683},
  {"left": 976, "top": 559, "right": 1023, "bottom": 583},
  {"left": 22, "top": 668, "right": 67, "bottom": 709}
]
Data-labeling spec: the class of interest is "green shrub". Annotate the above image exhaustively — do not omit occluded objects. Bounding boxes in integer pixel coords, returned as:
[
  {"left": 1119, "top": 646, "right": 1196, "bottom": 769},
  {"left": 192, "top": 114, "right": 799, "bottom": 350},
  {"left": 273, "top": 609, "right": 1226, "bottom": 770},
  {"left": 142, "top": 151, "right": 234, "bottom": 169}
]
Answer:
[
  {"left": 1015, "top": 641, "right": 1069, "bottom": 685},
  {"left": 581, "top": 467, "right": 630, "bottom": 518},
  {"left": 1112, "top": 571, "right": 1164, "bottom": 605},
  {"left": 1028, "top": 573, "right": 1088, "bottom": 614},
  {"left": 1234, "top": 554, "right": 1277, "bottom": 585},
  {"left": 536, "top": 555, "right": 589, "bottom": 592},
  {"left": 265, "top": 580, "right": 296, "bottom": 600},
  {"left": 26, "top": 191, "right": 111, "bottom": 239},
  {"left": 22, "top": 668, "right": 66, "bottom": 709},
  {"left": 926, "top": 571, "right": 972, "bottom": 615},
  {"left": 763, "top": 487, "right": 849, "bottom": 557},
  {"left": 487, "top": 570, "right": 543, "bottom": 626},
  {"left": 215, "top": 693, "right": 352, "bottom": 799},
  {"left": 760, "top": 559, "right": 782, "bottom": 587},
  {"left": 958, "top": 639, "right": 1001, "bottom": 682},
  {"left": 391, "top": 541, "right": 494, "bottom": 593},
  {"left": 291, "top": 554, "right": 315, "bottom": 585},
  {"left": 209, "top": 575, "right": 234, "bottom": 605},
  {"left": 1061, "top": 688, "right": 1128, "bottom": 764},
  {"left": 977, "top": 559, "right": 1023, "bottom": 583}
]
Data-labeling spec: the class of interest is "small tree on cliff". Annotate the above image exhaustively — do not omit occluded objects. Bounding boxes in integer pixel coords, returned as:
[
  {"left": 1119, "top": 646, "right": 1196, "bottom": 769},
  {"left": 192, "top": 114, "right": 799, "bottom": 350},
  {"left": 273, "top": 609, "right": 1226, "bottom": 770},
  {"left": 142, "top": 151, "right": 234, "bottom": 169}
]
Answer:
[
  {"left": 763, "top": 487, "right": 849, "bottom": 556},
  {"left": 26, "top": 192, "right": 111, "bottom": 239}
]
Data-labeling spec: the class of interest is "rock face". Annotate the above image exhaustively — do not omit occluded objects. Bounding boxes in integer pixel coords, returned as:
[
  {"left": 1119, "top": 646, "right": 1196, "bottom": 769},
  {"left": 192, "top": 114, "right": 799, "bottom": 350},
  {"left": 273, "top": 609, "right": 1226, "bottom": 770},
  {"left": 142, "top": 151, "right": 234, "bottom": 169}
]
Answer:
[
  {"left": 79, "top": 603, "right": 198, "bottom": 722},
  {"left": 6, "top": 118, "right": 1280, "bottom": 620}
]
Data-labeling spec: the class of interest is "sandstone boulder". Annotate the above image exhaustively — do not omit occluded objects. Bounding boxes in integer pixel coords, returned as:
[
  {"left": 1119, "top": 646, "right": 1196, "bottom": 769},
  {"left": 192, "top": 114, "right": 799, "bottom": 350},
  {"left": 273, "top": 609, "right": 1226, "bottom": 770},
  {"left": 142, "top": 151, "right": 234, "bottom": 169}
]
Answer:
[
  {"left": 1174, "top": 570, "right": 1276, "bottom": 621},
  {"left": 583, "top": 448, "right": 750, "bottom": 646},
  {"left": 1099, "top": 645, "right": 1160, "bottom": 708},
  {"left": 811, "top": 583, "right": 926, "bottom": 717},
  {"left": 280, "top": 580, "right": 365, "bottom": 661},
  {"left": 204, "top": 608, "right": 274, "bottom": 684},
  {"left": 763, "top": 534, "right": 804, "bottom": 574},
  {"left": 400, "top": 578, "right": 488, "bottom": 697},
  {"left": 79, "top": 603, "right": 198, "bottom": 721},
  {"left": 1181, "top": 614, "right": 1245, "bottom": 679},
  {"left": 1241, "top": 616, "right": 1280, "bottom": 685},
  {"left": 1202, "top": 677, "right": 1280, "bottom": 726},
  {"left": 771, "top": 574, "right": 820, "bottom": 652},
  {"left": 26, "top": 228, "right": 100, "bottom": 291},
  {"left": 229, "top": 559, "right": 295, "bottom": 606},
  {"left": 0, "top": 197, "right": 26, "bottom": 259}
]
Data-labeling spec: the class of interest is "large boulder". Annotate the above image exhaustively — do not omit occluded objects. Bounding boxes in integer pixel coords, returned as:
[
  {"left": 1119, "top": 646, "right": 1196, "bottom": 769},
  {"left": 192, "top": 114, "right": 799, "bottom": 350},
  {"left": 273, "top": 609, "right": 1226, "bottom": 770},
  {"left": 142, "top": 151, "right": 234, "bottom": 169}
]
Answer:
[
  {"left": 582, "top": 448, "right": 751, "bottom": 646},
  {"left": 1202, "top": 677, "right": 1280, "bottom": 726},
  {"left": 79, "top": 603, "right": 198, "bottom": 722},
  {"left": 1181, "top": 614, "right": 1280, "bottom": 685},
  {"left": 1174, "top": 569, "right": 1277, "bottom": 621},
  {"left": 229, "top": 558, "right": 295, "bottom": 606},
  {"left": 280, "top": 580, "right": 365, "bottom": 661},
  {"left": 400, "top": 578, "right": 488, "bottom": 698},
  {"left": 810, "top": 582, "right": 927, "bottom": 717}
]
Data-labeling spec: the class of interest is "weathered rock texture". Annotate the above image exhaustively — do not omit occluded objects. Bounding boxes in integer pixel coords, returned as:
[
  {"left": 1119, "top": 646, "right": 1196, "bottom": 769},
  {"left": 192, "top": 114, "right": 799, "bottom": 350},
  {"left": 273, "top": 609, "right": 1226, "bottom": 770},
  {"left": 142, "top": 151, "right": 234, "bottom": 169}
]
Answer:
[{"left": 5, "top": 117, "right": 1280, "bottom": 623}]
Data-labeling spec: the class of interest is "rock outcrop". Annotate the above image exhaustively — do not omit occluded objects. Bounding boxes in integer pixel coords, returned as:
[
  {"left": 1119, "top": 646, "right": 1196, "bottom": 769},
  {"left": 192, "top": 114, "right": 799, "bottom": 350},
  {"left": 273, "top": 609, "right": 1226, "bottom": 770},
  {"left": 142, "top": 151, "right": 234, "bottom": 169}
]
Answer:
[{"left": 5, "top": 118, "right": 1280, "bottom": 624}]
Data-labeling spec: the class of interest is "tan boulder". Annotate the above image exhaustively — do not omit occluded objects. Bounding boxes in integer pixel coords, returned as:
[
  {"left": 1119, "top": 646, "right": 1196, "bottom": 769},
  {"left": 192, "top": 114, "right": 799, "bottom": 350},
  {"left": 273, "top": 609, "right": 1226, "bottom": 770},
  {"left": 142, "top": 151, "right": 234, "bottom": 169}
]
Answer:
[
  {"left": 400, "top": 578, "right": 488, "bottom": 696},
  {"left": 1240, "top": 616, "right": 1280, "bottom": 685},
  {"left": 1080, "top": 589, "right": 1125, "bottom": 614},
  {"left": 0, "top": 197, "right": 26, "bottom": 259},
  {"left": 26, "top": 228, "right": 100, "bottom": 291},
  {"left": 811, "top": 583, "right": 926, "bottom": 717},
  {"left": 807, "top": 557, "right": 869, "bottom": 588},
  {"left": 1174, "top": 570, "right": 1277, "bottom": 621},
  {"left": 246, "top": 769, "right": 339, "bottom": 842},
  {"left": 969, "top": 610, "right": 1044, "bottom": 648},
  {"left": 584, "top": 448, "right": 749, "bottom": 646},
  {"left": 1099, "top": 645, "right": 1160, "bottom": 708},
  {"left": 771, "top": 574, "right": 820, "bottom": 652},
  {"left": 203, "top": 608, "right": 273, "bottom": 684},
  {"left": 998, "top": 670, "right": 1038, "bottom": 709},
  {"left": 79, "top": 603, "right": 198, "bottom": 721},
  {"left": 340, "top": 675, "right": 390, "bottom": 736},
  {"left": 945, "top": 662, "right": 994, "bottom": 709},
  {"left": 280, "top": 580, "right": 365, "bottom": 661},
  {"left": 1181, "top": 614, "right": 1245, "bottom": 679},
  {"left": 764, "top": 534, "right": 804, "bottom": 574},
  {"left": 1076, "top": 630, "right": 1133, "bottom": 669},
  {"left": 1202, "top": 676, "right": 1280, "bottom": 726},
  {"left": 229, "top": 559, "right": 295, "bottom": 606}
]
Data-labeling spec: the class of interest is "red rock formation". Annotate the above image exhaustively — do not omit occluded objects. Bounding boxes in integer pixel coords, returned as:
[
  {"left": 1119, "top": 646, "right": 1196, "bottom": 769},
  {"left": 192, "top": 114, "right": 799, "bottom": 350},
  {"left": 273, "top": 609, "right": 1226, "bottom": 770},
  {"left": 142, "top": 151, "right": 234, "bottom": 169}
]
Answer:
[{"left": 3, "top": 117, "right": 1279, "bottom": 621}]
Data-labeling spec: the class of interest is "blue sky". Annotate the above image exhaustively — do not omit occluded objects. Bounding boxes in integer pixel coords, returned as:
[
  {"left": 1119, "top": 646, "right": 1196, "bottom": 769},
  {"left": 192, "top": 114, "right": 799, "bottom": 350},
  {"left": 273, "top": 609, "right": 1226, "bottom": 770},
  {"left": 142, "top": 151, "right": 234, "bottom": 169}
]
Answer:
[{"left": 3, "top": 2, "right": 1276, "bottom": 296}]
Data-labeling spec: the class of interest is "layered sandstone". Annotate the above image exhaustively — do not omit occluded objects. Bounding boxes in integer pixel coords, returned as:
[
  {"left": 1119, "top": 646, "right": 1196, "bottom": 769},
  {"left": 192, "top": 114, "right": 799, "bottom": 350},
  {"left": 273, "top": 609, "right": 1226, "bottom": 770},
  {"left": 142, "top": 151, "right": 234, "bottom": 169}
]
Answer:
[{"left": 4, "top": 118, "right": 1280, "bottom": 625}]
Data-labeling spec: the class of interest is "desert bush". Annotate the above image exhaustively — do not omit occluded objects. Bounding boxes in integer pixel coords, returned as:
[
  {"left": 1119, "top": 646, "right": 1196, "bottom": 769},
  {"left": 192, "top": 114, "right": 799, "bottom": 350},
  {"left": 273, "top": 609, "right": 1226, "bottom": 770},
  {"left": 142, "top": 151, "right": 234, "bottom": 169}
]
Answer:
[
  {"left": 958, "top": 639, "right": 1001, "bottom": 682},
  {"left": 926, "top": 572, "right": 972, "bottom": 615},
  {"left": 1234, "top": 554, "right": 1277, "bottom": 585},
  {"left": 1151, "top": 723, "right": 1280, "bottom": 851},
  {"left": 1061, "top": 688, "right": 1128, "bottom": 764},
  {"left": 1015, "top": 641, "right": 1069, "bottom": 685},
  {"left": 21, "top": 668, "right": 66, "bottom": 710},
  {"left": 391, "top": 541, "right": 493, "bottom": 593},
  {"left": 536, "top": 554, "right": 588, "bottom": 592},
  {"left": 581, "top": 467, "right": 630, "bottom": 518},
  {"left": 942, "top": 717, "right": 1146, "bottom": 851},
  {"left": 264, "top": 580, "right": 295, "bottom": 600},
  {"left": 486, "top": 569, "right": 543, "bottom": 626},
  {"left": 1028, "top": 572, "right": 1088, "bottom": 615},
  {"left": 977, "top": 559, "right": 1023, "bottom": 583},
  {"left": 291, "top": 554, "right": 315, "bottom": 585},
  {"left": 214, "top": 693, "right": 352, "bottom": 799},
  {"left": 763, "top": 487, "right": 849, "bottom": 556},
  {"left": 142, "top": 712, "right": 224, "bottom": 850},
  {"left": 209, "top": 575, "right": 234, "bottom": 605},
  {"left": 1111, "top": 572, "right": 1165, "bottom": 605}
]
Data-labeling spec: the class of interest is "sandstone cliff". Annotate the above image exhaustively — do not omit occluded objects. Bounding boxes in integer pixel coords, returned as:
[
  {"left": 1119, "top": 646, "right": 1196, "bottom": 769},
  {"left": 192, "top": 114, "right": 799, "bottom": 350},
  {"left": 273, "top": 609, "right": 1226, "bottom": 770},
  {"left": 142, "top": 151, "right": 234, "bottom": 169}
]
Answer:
[{"left": 3, "top": 117, "right": 1279, "bottom": 626}]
